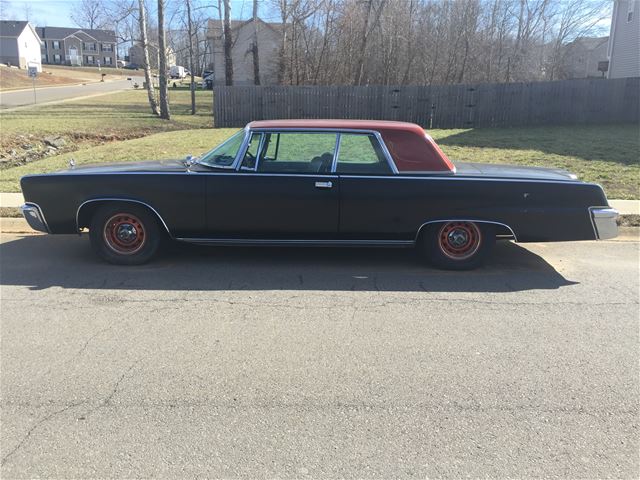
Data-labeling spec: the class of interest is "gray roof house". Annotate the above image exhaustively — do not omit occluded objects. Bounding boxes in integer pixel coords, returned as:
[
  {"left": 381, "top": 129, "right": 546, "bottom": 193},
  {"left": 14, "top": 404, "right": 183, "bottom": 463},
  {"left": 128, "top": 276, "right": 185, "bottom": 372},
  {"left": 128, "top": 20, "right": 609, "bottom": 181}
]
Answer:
[
  {"left": 36, "top": 26, "right": 116, "bottom": 67},
  {"left": 0, "top": 20, "right": 42, "bottom": 71},
  {"left": 561, "top": 36, "right": 609, "bottom": 79},
  {"left": 206, "top": 18, "right": 282, "bottom": 85},
  {"left": 607, "top": 0, "right": 640, "bottom": 78}
]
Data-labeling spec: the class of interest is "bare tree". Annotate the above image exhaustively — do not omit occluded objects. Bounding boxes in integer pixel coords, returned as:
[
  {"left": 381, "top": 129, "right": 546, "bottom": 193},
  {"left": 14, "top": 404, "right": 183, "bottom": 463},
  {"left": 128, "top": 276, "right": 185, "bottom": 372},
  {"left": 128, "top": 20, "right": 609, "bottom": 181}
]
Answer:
[
  {"left": 222, "top": 0, "right": 233, "bottom": 85},
  {"left": 157, "top": 0, "right": 171, "bottom": 119},
  {"left": 252, "top": 0, "right": 261, "bottom": 85},
  {"left": 137, "top": 0, "right": 159, "bottom": 115},
  {"left": 71, "top": 0, "right": 109, "bottom": 29},
  {"left": 186, "top": 0, "right": 196, "bottom": 113}
]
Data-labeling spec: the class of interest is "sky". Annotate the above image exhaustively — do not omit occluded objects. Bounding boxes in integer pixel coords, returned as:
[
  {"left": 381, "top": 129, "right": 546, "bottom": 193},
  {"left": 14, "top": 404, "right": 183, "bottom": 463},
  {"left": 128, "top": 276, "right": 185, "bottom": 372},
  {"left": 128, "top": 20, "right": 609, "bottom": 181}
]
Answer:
[
  {"left": 0, "top": 0, "right": 282, "bottom": 29},
  {"left": 1, "top": 0, "right": 611, "bottom": 38}
]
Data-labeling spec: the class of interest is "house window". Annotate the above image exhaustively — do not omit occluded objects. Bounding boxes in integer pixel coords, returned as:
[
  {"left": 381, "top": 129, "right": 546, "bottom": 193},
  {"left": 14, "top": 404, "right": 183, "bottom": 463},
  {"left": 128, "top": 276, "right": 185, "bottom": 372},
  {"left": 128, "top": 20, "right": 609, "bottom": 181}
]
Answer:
[
  {"left": 102, "top": 43, "right": 113, "bottom": 52},
  {"left": 86, "top": 55, "right": 94, "bottom": 63},
  {"left": 103, "top": 56, "right": 112, "bottom": 65},
  {"left": 52, "top": 40, "right": 60, "bottom": 49},
  {"left": 83, "top": 42, "right": 97, "bottom": 51},
  {"left": 628, "top": 0, "right": 635, "bottom": 22},
  {"left": 53, "top": 54, "right": 61, "bottom": 63}
]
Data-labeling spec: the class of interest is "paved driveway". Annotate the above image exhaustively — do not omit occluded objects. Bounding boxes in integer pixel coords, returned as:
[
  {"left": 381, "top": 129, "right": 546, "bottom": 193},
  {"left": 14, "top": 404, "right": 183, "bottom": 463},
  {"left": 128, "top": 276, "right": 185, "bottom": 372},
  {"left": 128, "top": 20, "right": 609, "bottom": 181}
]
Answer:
[
  {"left": 1, "top": 235, "right": 638, "bottom": 478},
  {"left": 0, "top": 78, "right": 142, "bottom": 109}
]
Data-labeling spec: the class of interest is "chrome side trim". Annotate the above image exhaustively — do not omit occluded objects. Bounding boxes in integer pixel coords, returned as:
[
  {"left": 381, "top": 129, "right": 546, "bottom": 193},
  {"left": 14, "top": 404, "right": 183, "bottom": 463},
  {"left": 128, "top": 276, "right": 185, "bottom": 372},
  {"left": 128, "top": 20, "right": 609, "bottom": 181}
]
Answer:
[
  {"left": 31, "top": 171, "right": 587, "bottom": 184},
  {"left": 175, "top": 238, "right": 414, "bottom": 247},
  {"left": 75, "top": 198, "right": 173, "bottom": 237},
  {"left": 589, "top": 206, "right": 619, "bottom": 240},
  {"left": 20, "top": 202, "right": 50, "bottom": 233},
  {"left": 331, "top": 133, "right": 341, "bottom": 173},
  {"left": 415, "top": 219, "right": 518, "bottom": 242}
]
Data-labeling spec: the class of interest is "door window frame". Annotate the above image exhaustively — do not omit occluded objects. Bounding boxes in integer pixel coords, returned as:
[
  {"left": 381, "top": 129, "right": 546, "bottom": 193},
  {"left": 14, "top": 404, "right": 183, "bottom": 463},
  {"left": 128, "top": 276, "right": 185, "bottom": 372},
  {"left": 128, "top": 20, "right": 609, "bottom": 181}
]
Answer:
[{"left": 232, "top": 128, "right": 399, "bottom": 175}]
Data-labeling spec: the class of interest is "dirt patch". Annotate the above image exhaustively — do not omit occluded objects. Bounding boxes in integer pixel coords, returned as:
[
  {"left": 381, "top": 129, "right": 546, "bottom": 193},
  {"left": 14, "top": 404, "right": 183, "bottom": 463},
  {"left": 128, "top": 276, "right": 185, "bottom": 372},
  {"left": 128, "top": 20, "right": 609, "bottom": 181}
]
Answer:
[
  {"left": 0, "top": 207, "right": 21, "bottom": 218},
  {"left": 0, "top": 66, "right": 86, "bottom": 90},
  {"left": 618, "top": 214, "right": 640, "bottom": 227},
  {"left": 0, "top": 130, "right": 158, "bottom": 169}
]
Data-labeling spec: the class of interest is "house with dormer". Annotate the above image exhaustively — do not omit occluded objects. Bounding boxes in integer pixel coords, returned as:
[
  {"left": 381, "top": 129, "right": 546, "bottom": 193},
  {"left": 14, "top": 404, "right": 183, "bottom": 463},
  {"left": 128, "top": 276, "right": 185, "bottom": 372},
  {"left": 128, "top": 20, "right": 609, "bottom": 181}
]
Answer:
[{"left": 36, "top": 26, "right": 116, "bottom": 67}]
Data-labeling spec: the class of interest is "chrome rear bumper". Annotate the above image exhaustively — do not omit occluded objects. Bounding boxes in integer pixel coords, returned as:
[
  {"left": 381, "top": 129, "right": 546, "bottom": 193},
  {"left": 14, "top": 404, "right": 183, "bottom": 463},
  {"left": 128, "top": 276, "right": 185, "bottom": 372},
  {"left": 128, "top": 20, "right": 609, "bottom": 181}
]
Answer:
[
  {"left": 590, "top": 207, "right": 619, "bottom": 240},
  {"left": 20, "top": 203, "right": 50, "bottom": 233}
]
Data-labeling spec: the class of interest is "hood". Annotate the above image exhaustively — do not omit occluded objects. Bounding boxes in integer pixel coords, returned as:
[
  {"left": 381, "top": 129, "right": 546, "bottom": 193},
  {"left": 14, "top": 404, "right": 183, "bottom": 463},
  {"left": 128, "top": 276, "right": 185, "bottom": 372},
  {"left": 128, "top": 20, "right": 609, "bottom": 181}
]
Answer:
[
  {"left": 62, "top": 159, "right": 188, "bottom": 174},
  {"left": 454, "top": 162, "right": 578, "bottom": 181}
]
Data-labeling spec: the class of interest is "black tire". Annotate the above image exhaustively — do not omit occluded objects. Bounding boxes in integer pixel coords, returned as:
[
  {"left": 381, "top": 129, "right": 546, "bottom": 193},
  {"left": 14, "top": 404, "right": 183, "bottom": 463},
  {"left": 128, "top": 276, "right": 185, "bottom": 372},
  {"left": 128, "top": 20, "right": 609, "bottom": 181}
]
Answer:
[
  {"left": 89, "top": 204, "right": 162, "bottom": 265},
  {"left": 419, "top": 221, "right": 495, "bottom": 270}
]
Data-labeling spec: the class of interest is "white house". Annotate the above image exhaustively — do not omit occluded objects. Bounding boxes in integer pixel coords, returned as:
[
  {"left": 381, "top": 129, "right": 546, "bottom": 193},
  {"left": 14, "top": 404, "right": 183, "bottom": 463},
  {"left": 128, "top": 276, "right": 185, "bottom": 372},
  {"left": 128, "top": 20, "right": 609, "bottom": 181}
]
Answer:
[
  {"left": 607, "top": 0, "right": 640, "bottom": 78},
  {"left": 0, "top": 20, "right": 42, "bottom": 71}
]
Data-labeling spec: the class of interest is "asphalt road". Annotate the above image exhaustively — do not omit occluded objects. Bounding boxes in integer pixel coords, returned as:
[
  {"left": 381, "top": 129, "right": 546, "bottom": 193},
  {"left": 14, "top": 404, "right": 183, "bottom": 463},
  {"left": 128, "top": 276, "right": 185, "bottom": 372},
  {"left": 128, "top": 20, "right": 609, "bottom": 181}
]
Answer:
[
  {"left": 1, "top": 234, "right": 638, "bottom": 478},
  {"left": 0, "top": 78, "right": 142, "bottom": 109}
]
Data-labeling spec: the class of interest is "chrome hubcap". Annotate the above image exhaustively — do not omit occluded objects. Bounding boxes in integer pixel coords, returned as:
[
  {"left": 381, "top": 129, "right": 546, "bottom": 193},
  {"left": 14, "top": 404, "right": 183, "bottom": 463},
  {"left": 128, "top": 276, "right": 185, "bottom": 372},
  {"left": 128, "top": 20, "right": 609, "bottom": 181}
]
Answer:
[
  {"left": 116, "top": 223, "right": 137, "bottom": 243},
  {"left": 448, "top": 229, "right": 469, "bottom": 248}
]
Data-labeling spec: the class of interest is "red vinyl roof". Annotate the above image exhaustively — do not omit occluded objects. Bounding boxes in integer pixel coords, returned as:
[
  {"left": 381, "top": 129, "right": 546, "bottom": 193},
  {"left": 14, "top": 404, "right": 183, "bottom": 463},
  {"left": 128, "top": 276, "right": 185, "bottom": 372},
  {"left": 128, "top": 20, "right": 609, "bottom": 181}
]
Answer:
[{"left": 246, "top": 119, "right": 455, "bottom": 173}]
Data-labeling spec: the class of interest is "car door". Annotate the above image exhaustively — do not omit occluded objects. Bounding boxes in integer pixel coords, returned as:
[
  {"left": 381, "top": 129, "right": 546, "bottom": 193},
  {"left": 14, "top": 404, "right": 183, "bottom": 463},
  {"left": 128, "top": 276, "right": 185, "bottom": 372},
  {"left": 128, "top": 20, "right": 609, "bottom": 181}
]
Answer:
[
  {"left": 336, "top": 132, "right": 416, "bottom": 240},
  {"left": 205, "top": 131, "right": 340, "bottom": 238}
]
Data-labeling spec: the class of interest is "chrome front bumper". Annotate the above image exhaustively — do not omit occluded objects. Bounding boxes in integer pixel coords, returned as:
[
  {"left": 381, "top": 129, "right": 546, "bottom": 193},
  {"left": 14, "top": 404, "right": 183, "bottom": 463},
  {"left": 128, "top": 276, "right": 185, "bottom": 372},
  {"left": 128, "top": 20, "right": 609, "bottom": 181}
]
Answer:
[
  {"left": 590, "top": 207, "right": 619, "bottom": 240},
  {"left": 20, "top": 203, "right": 50, "bottom": 233}
]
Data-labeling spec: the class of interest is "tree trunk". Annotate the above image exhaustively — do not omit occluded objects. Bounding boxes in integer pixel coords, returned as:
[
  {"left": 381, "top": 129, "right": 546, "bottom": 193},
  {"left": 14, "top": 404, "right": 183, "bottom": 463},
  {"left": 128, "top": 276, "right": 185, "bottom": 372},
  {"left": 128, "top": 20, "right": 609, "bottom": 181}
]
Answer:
[
  {"left": 137, "top": 0, "right": 159, "bottom": 115},
  {"left": 186, "top": 0, "right": 196, "bottom": 114},
  {"left": 353, "top": 0, "right": 372, "bottom": 85},
  {"left": 252, "top": 0, "right": 260, "bottom": 85},
  {"left": 278, "top": 0, "right": 288, "bottom": 84},
  {"left": 157, "top": 0, "right": 171, "bottom": 119},
  {"left": 223, "top": 0, "right": 233, "bottom": 85}
]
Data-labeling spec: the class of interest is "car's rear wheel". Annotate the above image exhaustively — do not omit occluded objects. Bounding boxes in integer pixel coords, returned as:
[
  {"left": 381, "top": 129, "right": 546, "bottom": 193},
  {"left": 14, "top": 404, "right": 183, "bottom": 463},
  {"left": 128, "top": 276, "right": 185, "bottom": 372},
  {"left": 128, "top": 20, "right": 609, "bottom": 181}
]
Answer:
[
  {"left": 89, "top": 204, "right": 162, "bottom": 265},
  {"left": 419, "top": 221, "right": 495, "bottom": 270}
]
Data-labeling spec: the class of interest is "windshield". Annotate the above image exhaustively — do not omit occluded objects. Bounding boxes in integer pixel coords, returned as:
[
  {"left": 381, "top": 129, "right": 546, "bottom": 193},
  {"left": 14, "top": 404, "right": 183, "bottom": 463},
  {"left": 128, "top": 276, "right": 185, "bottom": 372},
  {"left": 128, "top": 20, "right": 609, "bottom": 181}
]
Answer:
[{"left": 196, "top": 130, "right": 245, "bottom": 168}]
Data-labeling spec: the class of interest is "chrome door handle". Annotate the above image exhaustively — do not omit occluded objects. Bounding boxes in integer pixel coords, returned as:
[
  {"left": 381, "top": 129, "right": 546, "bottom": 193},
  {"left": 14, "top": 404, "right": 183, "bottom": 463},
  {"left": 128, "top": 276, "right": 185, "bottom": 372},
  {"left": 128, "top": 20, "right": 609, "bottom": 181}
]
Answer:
[{"left": 315, "top": 181, "right": 333, "bottom": 189}]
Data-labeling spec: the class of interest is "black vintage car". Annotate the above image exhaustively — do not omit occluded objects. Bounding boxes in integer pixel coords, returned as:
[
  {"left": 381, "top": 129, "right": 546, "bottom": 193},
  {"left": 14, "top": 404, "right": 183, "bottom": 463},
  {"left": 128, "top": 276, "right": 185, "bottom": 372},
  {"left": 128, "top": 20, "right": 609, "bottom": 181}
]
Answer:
[{"left": 20, "top": 120, "right": 618, "bottom": 269}]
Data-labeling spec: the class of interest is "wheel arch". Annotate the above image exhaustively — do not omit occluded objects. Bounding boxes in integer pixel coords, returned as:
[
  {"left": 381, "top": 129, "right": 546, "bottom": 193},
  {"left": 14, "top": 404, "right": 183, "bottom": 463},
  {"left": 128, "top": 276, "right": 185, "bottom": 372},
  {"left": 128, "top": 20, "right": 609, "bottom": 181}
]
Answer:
[
  {"left": 76, "top": 198, "right": 173, "bottom": 238},
  {"left": 415, "top": 219, "right": 518, "bottom": 243}
]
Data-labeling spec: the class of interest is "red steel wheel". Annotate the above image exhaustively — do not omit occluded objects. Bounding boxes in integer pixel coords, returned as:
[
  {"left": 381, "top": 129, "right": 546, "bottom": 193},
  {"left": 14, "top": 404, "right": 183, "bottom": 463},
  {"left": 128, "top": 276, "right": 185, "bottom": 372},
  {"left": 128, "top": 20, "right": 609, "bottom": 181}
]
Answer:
[
  {"left": 437, "top": 221, "right": 482, "bottom": 260},
  {"left": 102, "top": 213, "right": 146, "bottom": 255}
]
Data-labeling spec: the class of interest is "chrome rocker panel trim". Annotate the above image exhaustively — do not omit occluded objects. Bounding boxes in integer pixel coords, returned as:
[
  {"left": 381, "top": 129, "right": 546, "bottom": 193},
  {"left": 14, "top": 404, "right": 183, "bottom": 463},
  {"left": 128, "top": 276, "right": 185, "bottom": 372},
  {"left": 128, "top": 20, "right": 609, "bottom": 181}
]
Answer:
[
  {"left": 589, "top": 206, "right": 619, "bottom": 240},
  {"left": 175, "top": 238, "right": 415, "bottom": 247},
  {"left": 75, "top": 198, "right": 173, "bottom": 237},
  {"left": 20, "top": 203, "right": 50, "bottom": 233}
]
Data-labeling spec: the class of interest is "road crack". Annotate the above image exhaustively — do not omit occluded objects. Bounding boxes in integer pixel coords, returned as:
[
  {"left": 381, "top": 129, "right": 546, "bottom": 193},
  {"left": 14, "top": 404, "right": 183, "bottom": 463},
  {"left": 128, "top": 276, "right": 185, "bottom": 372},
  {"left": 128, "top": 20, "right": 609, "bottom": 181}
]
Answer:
[{"left": 1, "top": 400, "right": 86, "bottom": 466}]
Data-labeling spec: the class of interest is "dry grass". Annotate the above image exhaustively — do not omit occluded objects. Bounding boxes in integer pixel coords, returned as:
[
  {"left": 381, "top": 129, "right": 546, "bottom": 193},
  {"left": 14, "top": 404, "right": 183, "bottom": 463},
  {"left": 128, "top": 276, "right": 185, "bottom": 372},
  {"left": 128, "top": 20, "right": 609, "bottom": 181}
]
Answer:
[
  {"left": 0, "top": 65, "right": 133, "bottom": 91},
  {"left": 0, "top": 66, "right": 82, "bottom": 90}
]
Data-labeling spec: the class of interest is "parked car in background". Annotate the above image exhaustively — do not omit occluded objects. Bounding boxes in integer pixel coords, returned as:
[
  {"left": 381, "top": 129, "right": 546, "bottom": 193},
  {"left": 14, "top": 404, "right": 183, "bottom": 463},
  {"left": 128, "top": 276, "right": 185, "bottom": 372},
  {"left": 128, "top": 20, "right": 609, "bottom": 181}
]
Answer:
[
  {"left": 169, "top": 65, "right": 186, "bottom": 79},
  {"left": 19, "top": 120, "right": 618, "bottom": 268},
  {"left": 201, "top": 73, "right": 214, "bottom": 89}
]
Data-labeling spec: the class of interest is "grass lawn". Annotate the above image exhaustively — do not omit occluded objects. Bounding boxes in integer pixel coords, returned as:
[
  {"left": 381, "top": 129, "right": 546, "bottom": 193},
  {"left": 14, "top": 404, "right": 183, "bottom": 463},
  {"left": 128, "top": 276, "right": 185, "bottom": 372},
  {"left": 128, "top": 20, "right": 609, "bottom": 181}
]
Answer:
[
  {"left": 1, "top": 122, "right": 637, "bottom": 199},
  {"left": 0, "top": 89, "right": 213, "bottom": 169},
  {"left": 0, "top": 89, "right": 212, "bottom": 137}
]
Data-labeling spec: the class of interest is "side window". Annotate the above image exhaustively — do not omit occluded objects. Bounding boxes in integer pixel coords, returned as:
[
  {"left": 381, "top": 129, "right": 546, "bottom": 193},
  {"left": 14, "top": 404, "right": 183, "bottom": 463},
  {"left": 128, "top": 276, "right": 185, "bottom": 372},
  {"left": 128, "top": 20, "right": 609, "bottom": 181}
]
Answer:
[
  {"left": 336, "top": 134, "right": 392, "bottom": 175},
  {"left": 240, "top": 132, "right": 262, "bottom": 170},
  {"left": 255, "top": 133, "right": 337, "bottom": 174}
]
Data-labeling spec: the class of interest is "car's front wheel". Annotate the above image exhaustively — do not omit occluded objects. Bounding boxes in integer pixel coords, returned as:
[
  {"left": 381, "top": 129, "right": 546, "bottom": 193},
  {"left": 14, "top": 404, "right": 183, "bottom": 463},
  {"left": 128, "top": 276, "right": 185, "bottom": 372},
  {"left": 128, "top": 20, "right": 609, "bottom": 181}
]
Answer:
[
  {"left": 419, "top": 221, "right": 495, "bottom": 270},
  {"left": 89, "top": 204, "right": 162, "bottom": 265}
]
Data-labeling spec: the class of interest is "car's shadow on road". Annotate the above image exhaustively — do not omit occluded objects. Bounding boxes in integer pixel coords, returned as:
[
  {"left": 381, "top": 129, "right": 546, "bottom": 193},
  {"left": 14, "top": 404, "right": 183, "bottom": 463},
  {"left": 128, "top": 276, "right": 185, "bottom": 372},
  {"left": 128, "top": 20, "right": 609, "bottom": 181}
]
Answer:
[{"left": 1, "top": 235, "right": 577, "bottom": 292}]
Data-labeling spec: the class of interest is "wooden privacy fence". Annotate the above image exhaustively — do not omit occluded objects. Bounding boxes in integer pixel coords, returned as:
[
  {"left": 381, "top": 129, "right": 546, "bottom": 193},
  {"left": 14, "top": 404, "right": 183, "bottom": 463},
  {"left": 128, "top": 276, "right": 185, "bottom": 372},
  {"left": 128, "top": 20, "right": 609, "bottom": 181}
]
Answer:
[{"left": 213, "top": 77, "right": 639, "bottom": 128}]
